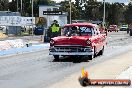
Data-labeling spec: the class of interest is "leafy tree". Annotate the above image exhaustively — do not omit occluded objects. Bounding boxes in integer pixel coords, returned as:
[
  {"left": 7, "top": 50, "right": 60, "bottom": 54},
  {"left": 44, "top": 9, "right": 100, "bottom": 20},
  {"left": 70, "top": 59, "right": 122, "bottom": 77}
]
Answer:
[
  {"left": 38, "top": 0, "right": 51, "bottom": 5},
  {"left": 82, "top": 0, "right": 101, "bottom": 20},
  {"left": 8, "top": 0, "right": 52, "bottom": 17},
  {"left": 0, "top": 0, "right": 9, "bottom": 11},
  {"left": 124, "top": 3, "right": 132, "bottom": 24},
  {"left": 60, "top": 1, "right": 80, "bottom": 23}
]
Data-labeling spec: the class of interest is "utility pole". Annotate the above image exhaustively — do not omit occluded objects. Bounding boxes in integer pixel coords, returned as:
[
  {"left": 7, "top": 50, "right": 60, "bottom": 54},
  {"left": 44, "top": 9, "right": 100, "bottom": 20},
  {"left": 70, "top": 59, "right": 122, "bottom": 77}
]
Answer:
[
  {"left": 17, "top": 0, "right": 18, "bottom": 12},
  {"left": 103, "top": 0, "right": 105, "bottom": 27},
  {"left": 21, "top": 0, "right": 22, "bottom": 15},
  {"left": 70, "top": 0, "right": 72, "bottom": 24},
  {"left": 32, "top": 0, "right": 34, "bottom": 35}
]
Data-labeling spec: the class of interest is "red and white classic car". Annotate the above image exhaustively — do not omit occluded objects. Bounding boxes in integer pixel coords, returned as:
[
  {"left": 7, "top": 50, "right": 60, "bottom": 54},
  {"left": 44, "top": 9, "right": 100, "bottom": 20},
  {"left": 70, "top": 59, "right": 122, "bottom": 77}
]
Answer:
[
  {"left": 108, "top": 25, "right": 118, "bottom": 32},
  {"left": 49, "top": 23, "right": 107, "bottom": 60}
]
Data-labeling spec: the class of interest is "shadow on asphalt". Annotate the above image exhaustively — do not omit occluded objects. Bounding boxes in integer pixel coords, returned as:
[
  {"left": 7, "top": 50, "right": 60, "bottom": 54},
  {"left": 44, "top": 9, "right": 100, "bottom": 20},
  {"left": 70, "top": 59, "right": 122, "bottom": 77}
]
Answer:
[{"left": 52, "top": 56, "right": 90, "bottom": 63}]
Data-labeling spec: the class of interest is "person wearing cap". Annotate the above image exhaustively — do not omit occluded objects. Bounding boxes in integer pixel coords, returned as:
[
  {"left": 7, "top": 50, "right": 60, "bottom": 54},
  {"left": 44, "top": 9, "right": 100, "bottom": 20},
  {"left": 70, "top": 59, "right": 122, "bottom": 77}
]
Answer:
[{"left": 49, "top": 20, "right": 61, "bottom": 39}]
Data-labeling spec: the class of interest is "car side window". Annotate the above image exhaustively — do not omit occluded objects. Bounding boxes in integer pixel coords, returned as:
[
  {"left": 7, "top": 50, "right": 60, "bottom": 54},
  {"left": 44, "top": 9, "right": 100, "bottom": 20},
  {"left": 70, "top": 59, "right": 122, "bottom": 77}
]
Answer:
[
  {"left": 97, "top": 28, "right": 100, "bottom": 35},
  {"left": 94, "top": 28, "right": 100, "bottom": 35},
  {"left": 93, "top": 28, "right": 98, "bottom": 35},
  {"left": 80, "top": 27, "right": 92, "bottom": 36},
  {"left": 91, "top": 28, "right": 95, "bottom": 36}
]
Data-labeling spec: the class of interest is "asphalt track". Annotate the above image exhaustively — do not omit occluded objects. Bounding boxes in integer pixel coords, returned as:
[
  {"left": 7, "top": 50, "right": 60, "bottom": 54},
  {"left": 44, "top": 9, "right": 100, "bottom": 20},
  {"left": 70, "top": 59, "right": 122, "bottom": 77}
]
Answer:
[{"left": 0, "top": 31, "right": 132, "bottom": 88}]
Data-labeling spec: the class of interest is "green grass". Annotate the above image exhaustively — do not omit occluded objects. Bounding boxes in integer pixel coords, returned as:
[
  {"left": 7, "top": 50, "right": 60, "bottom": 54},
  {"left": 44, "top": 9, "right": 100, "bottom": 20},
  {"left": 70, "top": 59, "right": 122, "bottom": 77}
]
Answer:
[{"left": 21, "top": 32, "right": 30, "bottom": 36}]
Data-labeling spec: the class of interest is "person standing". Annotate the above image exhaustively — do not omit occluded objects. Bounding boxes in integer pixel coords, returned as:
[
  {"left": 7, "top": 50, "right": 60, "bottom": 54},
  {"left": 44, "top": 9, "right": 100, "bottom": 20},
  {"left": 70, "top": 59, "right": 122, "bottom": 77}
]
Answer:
[
  {"left": 129, "top": 23, "right": 132, "bottom": 36},
  {"left": 126, "top": 24, "right": 129, "bottom": 34},
  {"left": 49, "top": 20, "right": 61, "bottom": 39}
]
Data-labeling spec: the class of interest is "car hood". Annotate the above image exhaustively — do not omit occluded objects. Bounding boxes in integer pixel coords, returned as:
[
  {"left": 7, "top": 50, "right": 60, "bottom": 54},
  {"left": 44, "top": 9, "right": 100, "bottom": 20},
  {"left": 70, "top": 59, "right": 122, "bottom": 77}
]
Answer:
[{"left": 52, "top": 36, "right": 91, "bottom": 46}]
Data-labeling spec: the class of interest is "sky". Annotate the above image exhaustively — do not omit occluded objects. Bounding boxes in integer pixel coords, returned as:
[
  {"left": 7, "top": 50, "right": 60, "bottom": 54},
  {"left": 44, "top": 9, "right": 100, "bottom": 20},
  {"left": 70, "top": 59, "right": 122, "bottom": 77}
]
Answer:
[
  {"left": 53, "top": 0, "right": 129, "bottom": 4},
  {"left": 9, "top": 0, "right": 130, "bottom": 5}
]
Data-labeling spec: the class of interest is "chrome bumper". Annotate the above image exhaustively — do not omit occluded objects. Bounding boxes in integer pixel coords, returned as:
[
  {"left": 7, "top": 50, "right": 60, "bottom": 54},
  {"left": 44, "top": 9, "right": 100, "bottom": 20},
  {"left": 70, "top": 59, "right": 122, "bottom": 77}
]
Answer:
[
  {"left": 49, "top": 52, "right": 94, "bottom": 55},
  {"left": 49, "top": 46, "right": 94, "bottom": 56}
]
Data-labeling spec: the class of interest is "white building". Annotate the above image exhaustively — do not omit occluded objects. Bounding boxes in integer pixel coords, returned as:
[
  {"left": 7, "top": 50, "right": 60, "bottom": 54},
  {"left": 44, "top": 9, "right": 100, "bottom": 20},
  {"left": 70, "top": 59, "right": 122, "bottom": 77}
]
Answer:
[{"left": 39, "top": 5, "right": 68, "bottom": 28}]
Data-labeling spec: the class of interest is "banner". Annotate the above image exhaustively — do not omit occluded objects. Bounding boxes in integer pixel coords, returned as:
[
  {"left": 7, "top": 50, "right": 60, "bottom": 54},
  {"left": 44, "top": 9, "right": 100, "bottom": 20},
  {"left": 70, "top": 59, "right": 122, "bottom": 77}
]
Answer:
[
  {"left": 0, "top": 16, "right": 21, "bottom": 26},
  {"left": 21, "top": 17, "right": 35, "bottom": 26},
  {"left": 0, "top": 16, "right": 35, "bottom": 26}
]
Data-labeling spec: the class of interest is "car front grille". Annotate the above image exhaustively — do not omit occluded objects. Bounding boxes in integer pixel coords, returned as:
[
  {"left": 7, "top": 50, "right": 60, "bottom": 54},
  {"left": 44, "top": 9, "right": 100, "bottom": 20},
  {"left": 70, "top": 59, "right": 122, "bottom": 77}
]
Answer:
[{"left": 50, "top": 45, "right": 92, "bottom": 52}]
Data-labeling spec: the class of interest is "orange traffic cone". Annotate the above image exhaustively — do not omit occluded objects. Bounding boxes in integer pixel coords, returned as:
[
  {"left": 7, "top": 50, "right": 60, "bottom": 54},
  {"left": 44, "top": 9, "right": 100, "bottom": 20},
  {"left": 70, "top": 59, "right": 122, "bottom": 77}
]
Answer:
[
  {"left": 79, "top": 67, "right": 90, "bottom": 86},
  {"left": 81, "top": 67, "right": 88, "bottom": 78}
]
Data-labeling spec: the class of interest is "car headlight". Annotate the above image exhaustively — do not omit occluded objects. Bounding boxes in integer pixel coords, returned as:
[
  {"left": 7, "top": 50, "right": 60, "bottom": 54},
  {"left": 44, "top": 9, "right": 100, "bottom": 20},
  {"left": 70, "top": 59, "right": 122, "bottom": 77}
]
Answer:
[
  {"left": 86, "top": 40, "right": 91, "bottom": 45},
  {"left": 50, "top": 40, "right": 55, "bottom": 46}
]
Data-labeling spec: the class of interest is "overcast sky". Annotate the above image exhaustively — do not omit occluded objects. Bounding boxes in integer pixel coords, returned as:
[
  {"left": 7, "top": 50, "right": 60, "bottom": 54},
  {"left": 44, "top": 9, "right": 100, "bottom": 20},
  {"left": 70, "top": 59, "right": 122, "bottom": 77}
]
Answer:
[
  {"left": 9, "top": 0, "right": 130, "bottom": 5},
  {"left": 54, "top": 0, "right": 129, "bottom": 4}
]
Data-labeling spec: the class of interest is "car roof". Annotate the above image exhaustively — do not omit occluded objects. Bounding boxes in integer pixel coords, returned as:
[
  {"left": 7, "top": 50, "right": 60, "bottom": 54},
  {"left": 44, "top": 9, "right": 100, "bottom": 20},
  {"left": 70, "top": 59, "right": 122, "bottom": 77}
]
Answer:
[{"left": 64, "top": 23, "right": 98, "bottom": 28}]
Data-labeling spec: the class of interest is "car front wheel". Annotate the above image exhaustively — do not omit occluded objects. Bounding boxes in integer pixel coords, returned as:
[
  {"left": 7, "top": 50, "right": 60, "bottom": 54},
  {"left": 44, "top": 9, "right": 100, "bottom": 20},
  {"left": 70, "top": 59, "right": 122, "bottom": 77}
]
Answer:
[
  {"left": 53, "top": 55, "right": 59, "bottom": 61},
  {"left": 88, "top": 48, "right": 95, "bottom": 60},
  {"left": 88, "top": 55, "right": 94, "bottom": 60},
  {"left": 130, "top": 30, "right": 132, "bottom": 36},
  {"left": 98, "top": 46, "right": 104, "bottom": 55}
]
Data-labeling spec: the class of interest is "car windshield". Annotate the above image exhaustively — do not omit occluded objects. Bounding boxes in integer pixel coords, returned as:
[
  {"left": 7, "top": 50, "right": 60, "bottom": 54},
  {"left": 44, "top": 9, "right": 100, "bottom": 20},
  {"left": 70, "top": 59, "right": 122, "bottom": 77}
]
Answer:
[
  {"left": 62, "top": 26, "right": 92, "bottom": 36},
  {"left": 109, "top": 26, "right": 113, "bottom": 28},
  {"left": 122, "top": 25, "right": 127, "bottom": 27}
]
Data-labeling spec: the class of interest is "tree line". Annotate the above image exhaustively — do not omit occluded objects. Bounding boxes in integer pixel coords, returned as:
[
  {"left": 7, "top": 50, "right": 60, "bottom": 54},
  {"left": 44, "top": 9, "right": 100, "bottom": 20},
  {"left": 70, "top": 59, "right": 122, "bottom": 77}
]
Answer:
[{"left": 0, "top": 0, "right": 132, "bottom": 25}]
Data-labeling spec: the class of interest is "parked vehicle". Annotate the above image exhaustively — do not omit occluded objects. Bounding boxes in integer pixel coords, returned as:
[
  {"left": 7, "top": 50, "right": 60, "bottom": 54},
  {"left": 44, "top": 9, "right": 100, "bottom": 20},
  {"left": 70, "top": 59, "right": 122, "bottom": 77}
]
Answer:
[
  {"left": 49, "top": 23, "right": 107, "bottom": 61},
  {"left": 120, "top": 24, "right": 128, "bottom": 31},
  {"left": 34, "top": 26, "right": 44, "bottom": 35},
  {"left": 129, "top": 23, "right": 132, "bottom": 36},
  {"left": 108, "top": 25, "right": 118, "bottom": 32}
]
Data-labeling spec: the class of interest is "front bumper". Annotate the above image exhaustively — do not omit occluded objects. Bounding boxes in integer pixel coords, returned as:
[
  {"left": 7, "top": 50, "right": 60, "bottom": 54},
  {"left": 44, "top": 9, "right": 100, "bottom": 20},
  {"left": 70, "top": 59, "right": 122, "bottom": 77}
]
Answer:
[
  {"left": 120, "top": 28, "right": 127, "bottom": 31},
  {"left": 49, "top": 52, "right": 94, "bottom": 55},
  {"left": 49, "top": 45, "right": 94, "bottom": 56}
]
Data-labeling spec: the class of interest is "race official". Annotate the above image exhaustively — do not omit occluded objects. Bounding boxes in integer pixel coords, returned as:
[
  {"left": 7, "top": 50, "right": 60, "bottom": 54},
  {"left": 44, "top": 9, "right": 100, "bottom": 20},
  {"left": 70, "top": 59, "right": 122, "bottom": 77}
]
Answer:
[{"left": 49, "top": 20, "right": 61, "bottom": 39}]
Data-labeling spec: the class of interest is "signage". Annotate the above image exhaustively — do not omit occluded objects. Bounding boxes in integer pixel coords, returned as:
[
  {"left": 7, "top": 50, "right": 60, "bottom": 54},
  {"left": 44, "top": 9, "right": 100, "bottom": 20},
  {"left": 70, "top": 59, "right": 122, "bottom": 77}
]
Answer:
[
  {"left": 43, "top": 11, "right": 62, "bottom": 15},
  {"left": 0, "top": 16, "right": 21, "bottom": 26},
  {"left": 0, "top": 16, "right": 35, "bottom": 26},
  {"left": 21, "top": 17, "right": 35, "bottom": 26}
]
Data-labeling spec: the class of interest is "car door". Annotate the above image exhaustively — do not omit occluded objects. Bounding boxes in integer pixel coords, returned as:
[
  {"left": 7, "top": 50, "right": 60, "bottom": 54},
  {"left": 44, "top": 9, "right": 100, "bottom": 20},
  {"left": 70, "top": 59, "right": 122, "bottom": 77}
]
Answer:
[
  {"left": 96, "top": 27, "right": 103, "bottom": 52},
  {"left": 93, "top": 27, "right": 101, "bottom": 53}
]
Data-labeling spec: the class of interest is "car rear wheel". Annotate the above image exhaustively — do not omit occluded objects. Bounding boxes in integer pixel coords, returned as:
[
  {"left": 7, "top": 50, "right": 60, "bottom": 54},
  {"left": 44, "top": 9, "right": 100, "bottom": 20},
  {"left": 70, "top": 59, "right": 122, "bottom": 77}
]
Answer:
[
  {"left": 98, "top": 46, "right": 104, "bottom": 55},
  {"left": 130, "top": 30, "right": 132, "bottom": 36},
  {"left": 53, "top": 55, "right": 59, "bottom": 61}
]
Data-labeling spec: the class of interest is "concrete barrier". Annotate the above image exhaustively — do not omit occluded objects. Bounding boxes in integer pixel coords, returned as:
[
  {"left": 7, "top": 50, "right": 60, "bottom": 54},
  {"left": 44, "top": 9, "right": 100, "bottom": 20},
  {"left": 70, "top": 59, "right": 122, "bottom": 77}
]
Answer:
[
  {"left": 6, "top": 39, "right": 25, "bottom": 48},
  {"left": 0, "top": 41, "right": 12, "bottom": 50}
]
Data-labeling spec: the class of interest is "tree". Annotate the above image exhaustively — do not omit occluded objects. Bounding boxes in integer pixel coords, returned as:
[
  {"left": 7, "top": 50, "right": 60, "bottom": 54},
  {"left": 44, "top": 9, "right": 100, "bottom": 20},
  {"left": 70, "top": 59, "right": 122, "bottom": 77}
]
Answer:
[
  {"left": 82, "top": 0, "right": 101, "bottom": 20},
  {"left": 38, "top": 0, "right": 51, "bottom": 5},
  {"left": 106, "top": 3, "right": 125, "bottom": 25},
  {"left": 124, "top": 3, "right": 132, "bottom": 24},
  {"left": 74, "top": 0, "right": 126, "bottom": 25},
  {"left": 60, "top": 1, "right": 80, "bottom": 23},
  {"left": 8, "top": 0, "right": 52, "bottom": 17},
  {"left": 0, "top": 0, "right": 9, "bottom": 11},
  {"left": 34, "top": 0, "right": 53, "bottom": 17}
]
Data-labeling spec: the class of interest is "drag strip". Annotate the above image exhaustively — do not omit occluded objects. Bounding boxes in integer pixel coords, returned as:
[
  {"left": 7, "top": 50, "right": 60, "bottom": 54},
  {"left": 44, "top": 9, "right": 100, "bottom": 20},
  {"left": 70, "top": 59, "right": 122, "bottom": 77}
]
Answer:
[{"left": 0, "top": 31, "right": 132, "bottom": 88}]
